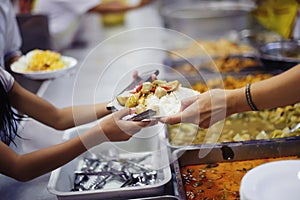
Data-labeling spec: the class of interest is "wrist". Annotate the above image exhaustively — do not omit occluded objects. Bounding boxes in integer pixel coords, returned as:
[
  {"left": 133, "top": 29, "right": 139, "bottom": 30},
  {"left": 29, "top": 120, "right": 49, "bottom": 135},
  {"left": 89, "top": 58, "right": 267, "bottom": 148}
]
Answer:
[
  {"left": 245, "top": 83, "right": 259, "bottom": 111},
  {"left": 226, "top": 88, "right": 249, "bottom": 116},
  {"left": 81, "top": 125, "right": 107, "bottom": 149}
]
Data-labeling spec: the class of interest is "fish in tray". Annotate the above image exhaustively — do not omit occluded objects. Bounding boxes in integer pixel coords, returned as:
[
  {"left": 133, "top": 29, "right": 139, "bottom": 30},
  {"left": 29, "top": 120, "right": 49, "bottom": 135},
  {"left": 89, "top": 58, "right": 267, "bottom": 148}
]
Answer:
[{"left": 114, "top": 79, "right": 199, "bottom": 120}]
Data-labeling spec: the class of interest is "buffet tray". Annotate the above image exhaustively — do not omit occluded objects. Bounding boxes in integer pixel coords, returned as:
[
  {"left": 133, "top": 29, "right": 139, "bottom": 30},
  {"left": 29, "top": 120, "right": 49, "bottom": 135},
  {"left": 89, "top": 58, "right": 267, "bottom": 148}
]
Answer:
[
  {"left": 161, "top": 36, "right": 287, "bottom": 81},
  {"left": 163, "top": 71, "right": 299, "bottom": 149},
  {"left": 47, "top": 123, "right": 172, "bottom": 200},
  {"left": 164, "top": 122, "right": 300, "bottom": 151},
  {"left": 171, "top": 138, "right": 300, "bottom": 199},
  {"left": 162, "top": 56, "right": 284, "bottom": 83}
]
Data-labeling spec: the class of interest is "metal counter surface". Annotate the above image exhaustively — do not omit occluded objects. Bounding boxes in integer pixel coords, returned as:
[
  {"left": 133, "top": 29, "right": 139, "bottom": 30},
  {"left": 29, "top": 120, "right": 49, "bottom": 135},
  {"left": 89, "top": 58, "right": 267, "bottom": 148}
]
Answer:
[{"left": 0, "top": 4, "right": 171, "bottom": 200}]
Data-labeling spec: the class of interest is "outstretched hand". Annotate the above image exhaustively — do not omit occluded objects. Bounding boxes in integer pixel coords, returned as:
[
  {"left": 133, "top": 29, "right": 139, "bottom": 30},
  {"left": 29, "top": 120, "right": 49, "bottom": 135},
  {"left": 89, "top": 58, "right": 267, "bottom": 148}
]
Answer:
[
  {"left": 100, "top": 108, "right": 157, "bottom": 141},
  {"left": 160, "top": 89, "right": 228, "bottom": 128}
]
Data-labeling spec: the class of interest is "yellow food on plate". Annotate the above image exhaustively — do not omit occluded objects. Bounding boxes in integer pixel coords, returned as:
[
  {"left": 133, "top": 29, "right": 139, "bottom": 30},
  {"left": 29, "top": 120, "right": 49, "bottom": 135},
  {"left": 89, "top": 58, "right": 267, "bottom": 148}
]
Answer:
[{"left": 26, "top": 49, "right": 65, "bottom": 72}]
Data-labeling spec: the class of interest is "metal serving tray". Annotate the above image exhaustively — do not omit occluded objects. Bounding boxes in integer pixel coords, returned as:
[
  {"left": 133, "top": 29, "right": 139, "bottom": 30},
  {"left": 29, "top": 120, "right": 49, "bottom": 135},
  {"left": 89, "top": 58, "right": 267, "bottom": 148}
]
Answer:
[
  {"left": 47, "top": 123, "right": 172, "bottom": 200},
  {"left": 162, "top": 55, "right": 284, "bottom": 83},
  {"left": 171, "top": 138, "right": 300, "bottom": 199},
  {"left": 165, "top": 122, "right": 300, "bottom": 151},
  {"left": 163, "top": 71, "right": 298, "bottom": 150}
]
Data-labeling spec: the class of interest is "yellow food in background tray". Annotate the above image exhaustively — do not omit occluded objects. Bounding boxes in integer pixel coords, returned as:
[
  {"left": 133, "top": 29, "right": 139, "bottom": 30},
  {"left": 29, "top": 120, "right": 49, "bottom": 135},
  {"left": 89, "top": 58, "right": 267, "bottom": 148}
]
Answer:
[
  {"left": 212, "top": 57, "right": 259, "bottom": 72},
  {"left": 168, "top": 38, "right": 259, "bottom": 73},
  {"left": 169, "top": 38, "right": 255, "bottom": 59},
  {"left": 26, "top": 49, "right": 65, "bottom": 72},
  {"left": 168, "top": 74, "right": 300, "bottom": 146},
  {"left": 170, "top": 57, "right": 259, "bottom": 74},
  {"left": 192, "top": 74, "right": 273, "bottom": 93}
]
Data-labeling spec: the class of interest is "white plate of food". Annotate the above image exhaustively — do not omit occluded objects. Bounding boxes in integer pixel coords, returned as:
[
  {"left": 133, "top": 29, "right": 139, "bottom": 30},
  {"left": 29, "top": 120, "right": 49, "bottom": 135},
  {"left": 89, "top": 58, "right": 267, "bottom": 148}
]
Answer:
[
  {"left": 11, "top": 49, "right": 78, "bottom": 80},
  {"left": 113, "top": 79, "right": 199, "bottom": 120},
  {"left": 240, "top": 160, "right": 300, "bottom": 200}
]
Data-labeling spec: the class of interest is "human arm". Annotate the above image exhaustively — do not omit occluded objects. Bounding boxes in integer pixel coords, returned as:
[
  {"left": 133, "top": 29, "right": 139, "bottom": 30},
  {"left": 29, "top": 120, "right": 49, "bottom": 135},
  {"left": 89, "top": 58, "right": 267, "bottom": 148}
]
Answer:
[
  {"left": 89, "top": 0, "right": 153, "bottom": 14},
  {"left": 243, "top": 64, "right": 300, "bottom": 110},
  {"left": 8, "top": 81, "right": 112, "bottom": 130},
  {"left": 161, "top": 64, "right": 300, "bottom": 128},
  {"left": 0, "top": 109, "right": 153, "bottom": 181}
]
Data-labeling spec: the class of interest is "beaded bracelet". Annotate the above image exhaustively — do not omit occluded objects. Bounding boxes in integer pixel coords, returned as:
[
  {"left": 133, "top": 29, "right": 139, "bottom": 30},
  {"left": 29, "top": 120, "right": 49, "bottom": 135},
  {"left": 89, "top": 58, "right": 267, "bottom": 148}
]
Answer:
[{"left": 245, "top": 83, "right": 259, "bottom": 111}]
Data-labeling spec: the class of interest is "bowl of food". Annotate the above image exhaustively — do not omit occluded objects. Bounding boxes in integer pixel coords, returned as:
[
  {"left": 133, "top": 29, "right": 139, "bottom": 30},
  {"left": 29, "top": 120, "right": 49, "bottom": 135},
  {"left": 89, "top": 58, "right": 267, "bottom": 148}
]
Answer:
[{"left": 11, "top": 49, "right": 78, "bottom": 80}]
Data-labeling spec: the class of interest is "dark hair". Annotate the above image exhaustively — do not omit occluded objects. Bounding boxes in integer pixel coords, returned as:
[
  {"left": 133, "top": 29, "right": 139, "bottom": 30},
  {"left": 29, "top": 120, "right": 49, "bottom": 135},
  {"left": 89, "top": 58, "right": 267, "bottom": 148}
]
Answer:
[{"left": 0, "top": 81, "right": 23, "bottom": 146}]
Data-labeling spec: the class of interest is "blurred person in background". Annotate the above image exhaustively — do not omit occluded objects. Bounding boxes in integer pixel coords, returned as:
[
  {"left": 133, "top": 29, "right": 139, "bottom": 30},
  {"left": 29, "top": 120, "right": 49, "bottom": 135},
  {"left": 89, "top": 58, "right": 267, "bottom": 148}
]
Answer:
[
  {"left": 0, "top": 0, "right": 22, "bottom": 70},
  {"left": 18, "top": 0, "right": 153, "bottom": 51}
]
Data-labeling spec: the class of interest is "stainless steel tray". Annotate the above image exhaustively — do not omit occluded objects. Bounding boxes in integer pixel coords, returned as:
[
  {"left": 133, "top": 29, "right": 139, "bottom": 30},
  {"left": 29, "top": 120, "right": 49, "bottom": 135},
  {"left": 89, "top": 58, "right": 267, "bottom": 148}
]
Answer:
[
  {"left": 164, "top": 120, "right": 300, "bottom": 150},
  {"left": 163, "top": 57, "right": 284, "bottom": 86},
  {"left": 164, "top": 72, "right": 299, "bottom": 149},
  {"left": 171, "top": 138, "right": 300, "bottom": 199},
  {"left": 47, "top": 123, "right": 172, "bottom": 200}
]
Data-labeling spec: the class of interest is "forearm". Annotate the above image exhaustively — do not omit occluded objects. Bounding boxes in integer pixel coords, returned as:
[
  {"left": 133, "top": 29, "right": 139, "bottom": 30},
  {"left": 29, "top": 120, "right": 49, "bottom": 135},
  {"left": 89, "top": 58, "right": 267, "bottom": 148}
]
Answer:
[
  {"left": 226, "top": 87, "right": 249, "bottom": 116},
  {"left": 6, "top": 127, "right": 106, "bottom": 182},
  {"left": 227, "top": 64, "right": 300, "bottom": 114},
  {"left": 89, "top": 0, "right": 150, "bottom": 13},
  {"left": 23, "top": 102, "right": 111, "bottom": 130},
  {"left": 56, "top": 103, "right": 112, "bottom": 129},
  {"left": 12, "top": 138, "right": 86, "bottom": 181},
  {"left": 251, "top": 65, "right": 300, "bottom": 110},
  {"left": 10, "top": 82, "right": 111, "bottom": 130},
  {"left": 89, "top": 2, "right": 129, "bottom": 13}
]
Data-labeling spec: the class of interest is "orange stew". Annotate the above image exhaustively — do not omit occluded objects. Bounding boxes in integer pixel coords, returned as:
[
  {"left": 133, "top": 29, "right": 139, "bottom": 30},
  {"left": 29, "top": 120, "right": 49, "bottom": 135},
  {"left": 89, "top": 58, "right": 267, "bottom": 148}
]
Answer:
[{"left": 181, "top": 156, "right": 299, "bottom": 200}]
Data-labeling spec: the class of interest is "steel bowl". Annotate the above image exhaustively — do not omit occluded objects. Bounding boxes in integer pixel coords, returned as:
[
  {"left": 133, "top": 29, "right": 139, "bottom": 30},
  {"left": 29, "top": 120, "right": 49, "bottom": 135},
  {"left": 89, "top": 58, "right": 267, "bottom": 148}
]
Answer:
[
  {"left": 259, "top": 40, "right": 300, "bottom": 70},
  {"left": 161, "top": 1, "right": 256, "bottom": 39}
]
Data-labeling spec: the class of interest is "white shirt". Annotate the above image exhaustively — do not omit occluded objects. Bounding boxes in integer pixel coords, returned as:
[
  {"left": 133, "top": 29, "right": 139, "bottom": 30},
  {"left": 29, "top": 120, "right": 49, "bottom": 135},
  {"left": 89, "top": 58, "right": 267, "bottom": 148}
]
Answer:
[
  {"left": 33, "top": 0, "right": 101, "bottom": 50},
  {"left": 0, "top": 0, "right": 22, "bottom": 67},
  {"left": 0, "top": 67, "right": 14, "bottom": 92}
]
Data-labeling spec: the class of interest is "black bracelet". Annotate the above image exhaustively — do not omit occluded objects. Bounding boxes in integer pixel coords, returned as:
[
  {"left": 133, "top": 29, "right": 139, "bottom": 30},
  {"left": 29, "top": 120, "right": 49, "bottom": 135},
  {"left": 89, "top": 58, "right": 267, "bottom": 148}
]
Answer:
[{"left": 245, "top": 83, "right": 259, "bottom": 111}]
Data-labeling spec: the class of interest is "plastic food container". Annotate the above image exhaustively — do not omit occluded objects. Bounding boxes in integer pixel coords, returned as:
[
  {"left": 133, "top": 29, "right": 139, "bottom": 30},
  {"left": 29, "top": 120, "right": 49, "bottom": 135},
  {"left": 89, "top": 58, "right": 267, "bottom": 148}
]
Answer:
[{"left": 47, "top": 123, "right": 172, "bottom": 200}]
